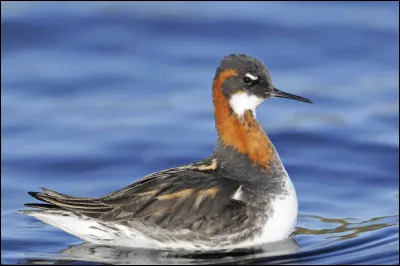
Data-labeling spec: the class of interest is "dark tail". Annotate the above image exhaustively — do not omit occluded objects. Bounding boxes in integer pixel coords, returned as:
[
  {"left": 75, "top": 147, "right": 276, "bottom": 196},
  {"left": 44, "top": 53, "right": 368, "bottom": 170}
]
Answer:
[{"left": 23, "top": 187, "right": 113, "bottom": 218}]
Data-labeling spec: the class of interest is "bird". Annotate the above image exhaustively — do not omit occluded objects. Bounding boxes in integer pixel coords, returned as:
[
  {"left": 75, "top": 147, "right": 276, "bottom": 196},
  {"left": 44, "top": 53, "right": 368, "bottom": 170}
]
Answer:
[{"left": 20, "top": 54, "right": 313, "bottom": 251}]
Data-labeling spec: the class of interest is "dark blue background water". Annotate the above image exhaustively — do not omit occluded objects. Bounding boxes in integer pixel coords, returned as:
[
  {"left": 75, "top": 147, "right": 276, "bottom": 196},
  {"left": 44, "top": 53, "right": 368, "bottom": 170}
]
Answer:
[{"left": 1, "top": 2, "right": 399, "bottom": 264}]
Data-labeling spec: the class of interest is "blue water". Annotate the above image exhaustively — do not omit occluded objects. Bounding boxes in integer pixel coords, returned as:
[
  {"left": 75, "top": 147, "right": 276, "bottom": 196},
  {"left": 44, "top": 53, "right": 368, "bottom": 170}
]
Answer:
[{"left": 1, "top": 2, "right": 399, "bottom": 265}]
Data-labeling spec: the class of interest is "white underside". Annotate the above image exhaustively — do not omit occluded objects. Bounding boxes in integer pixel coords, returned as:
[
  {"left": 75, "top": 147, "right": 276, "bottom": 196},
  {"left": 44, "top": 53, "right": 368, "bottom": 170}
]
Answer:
[
  {"left": 259, "top": 177, "right": 298, "bottom": 243},
  {"left": 22, "top": 177, "right": 297, "bottom": 251}
]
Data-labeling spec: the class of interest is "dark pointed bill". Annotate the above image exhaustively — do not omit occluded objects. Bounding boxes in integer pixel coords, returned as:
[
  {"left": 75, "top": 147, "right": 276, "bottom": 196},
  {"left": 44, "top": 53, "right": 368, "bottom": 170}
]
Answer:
[{"left": 272, "top": 88, "right": 314, "bottom": 104}]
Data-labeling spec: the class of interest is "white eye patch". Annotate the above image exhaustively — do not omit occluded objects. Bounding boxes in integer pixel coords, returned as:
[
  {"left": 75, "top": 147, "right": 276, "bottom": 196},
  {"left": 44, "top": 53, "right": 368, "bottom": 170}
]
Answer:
[
  {"left": 245, "top": 73, "right": 258, "bottom": 81},
  {"left": 229, "top": 92, "right": 264, "bottom": 117}
]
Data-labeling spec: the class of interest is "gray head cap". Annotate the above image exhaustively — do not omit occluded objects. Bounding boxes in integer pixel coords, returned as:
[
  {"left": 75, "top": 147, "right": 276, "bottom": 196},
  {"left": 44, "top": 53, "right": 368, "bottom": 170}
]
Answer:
[{"left": 216, "top": 54, "right": 271, "bottom": 78}]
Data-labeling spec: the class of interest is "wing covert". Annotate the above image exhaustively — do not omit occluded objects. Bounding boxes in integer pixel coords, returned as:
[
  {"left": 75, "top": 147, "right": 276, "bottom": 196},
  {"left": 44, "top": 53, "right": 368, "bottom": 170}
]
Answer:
[{"left": 98, "top": 164, "right": 246, "bottom": 232}]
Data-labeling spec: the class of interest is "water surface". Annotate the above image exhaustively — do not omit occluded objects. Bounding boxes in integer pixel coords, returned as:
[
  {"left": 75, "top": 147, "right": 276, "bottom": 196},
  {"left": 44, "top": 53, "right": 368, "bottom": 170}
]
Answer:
[{"left": 1, "top": 2, "right": 399, "bottom": 265}]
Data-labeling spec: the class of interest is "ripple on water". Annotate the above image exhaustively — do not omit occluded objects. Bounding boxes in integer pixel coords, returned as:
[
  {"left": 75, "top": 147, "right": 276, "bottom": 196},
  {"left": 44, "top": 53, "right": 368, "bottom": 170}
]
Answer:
[{"left": 2, "top": 1, "right": 399, "bottom": 265}]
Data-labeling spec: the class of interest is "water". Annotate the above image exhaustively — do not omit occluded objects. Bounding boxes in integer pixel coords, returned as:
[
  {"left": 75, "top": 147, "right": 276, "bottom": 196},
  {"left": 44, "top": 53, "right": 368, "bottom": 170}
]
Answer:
[{"left": 1, "top": 2, "right": 399, "bottom": 265}]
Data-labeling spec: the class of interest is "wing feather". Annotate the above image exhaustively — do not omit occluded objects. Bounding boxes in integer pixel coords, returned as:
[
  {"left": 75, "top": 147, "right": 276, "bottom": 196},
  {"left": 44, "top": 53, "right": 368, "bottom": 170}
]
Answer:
[{"left": 25, "top": 164, "right": 248, "bottom": 234}]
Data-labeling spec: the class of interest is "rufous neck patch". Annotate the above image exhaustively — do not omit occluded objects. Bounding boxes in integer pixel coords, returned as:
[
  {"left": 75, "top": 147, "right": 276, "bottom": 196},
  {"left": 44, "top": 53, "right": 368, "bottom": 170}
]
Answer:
[{"left": 212, "top": 69, "right": 276, "bottom": 169}]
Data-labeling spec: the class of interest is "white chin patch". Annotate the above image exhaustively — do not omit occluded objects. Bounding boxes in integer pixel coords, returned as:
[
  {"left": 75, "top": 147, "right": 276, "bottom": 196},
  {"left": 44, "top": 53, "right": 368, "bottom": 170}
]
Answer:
[{"left": 229, "top": 92, "right": 264, "bottom": 117}]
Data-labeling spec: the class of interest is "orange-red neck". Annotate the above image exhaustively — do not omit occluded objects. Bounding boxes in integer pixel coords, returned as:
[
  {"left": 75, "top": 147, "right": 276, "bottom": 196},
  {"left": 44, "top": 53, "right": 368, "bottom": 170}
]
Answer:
[{"left": 212, "top": 69, "right": 277, "bottom": 169}]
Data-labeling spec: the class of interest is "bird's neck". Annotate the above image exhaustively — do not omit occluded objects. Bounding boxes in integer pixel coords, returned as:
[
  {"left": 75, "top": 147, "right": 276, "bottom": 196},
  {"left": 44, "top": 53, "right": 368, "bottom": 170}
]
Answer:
[{"left": 212, "top": 75, "right": 278, "bottom": 170}]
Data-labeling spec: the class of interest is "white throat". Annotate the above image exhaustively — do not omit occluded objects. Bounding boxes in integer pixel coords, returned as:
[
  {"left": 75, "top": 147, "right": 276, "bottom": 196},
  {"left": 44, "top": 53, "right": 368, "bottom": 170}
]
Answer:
[{"left": 229, "top": 92, "right": 264, "bottom": 117}]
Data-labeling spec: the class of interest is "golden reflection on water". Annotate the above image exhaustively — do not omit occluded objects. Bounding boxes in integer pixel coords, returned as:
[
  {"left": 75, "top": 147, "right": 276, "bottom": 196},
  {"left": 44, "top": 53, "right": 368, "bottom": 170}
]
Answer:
[{"left": 294, "top": 214, "right": 399, "bottom": 240}]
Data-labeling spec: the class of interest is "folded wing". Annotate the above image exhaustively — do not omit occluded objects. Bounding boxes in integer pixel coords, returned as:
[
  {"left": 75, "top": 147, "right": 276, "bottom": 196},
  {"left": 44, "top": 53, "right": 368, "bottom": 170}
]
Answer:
[{"left": 25, "top": 164, "right": 248, "bottom": 235}]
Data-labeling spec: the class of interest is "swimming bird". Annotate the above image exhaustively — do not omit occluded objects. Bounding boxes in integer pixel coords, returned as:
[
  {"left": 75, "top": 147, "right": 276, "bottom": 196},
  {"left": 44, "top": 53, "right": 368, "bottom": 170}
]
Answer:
[{"left": 20, "top": 54, "right": 313, "bottom": 250}]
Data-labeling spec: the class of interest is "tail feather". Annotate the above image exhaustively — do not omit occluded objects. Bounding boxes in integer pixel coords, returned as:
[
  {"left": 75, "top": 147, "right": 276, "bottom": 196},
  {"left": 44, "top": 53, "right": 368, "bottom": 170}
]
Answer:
[
  {"left": 28, "top": 191, "right": 51, "bottom": 203},
  {"left": 23, "top": 187, "right": 113, "bottom": 215},
  {"left": 23, "top": 203, "right": 61, "bottom": 210},
  {"left": 18, "top": 188, "right": 159, "bottom": 246},
  {"left": 40, "top": 187, "right": 93, "bottom": 200}
]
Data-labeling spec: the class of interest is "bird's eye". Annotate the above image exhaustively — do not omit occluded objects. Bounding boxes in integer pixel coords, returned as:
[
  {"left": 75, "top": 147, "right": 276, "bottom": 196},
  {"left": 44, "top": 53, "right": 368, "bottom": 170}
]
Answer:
[{"left": 243, "top": 77, "right": 252, "bottom": 84}]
